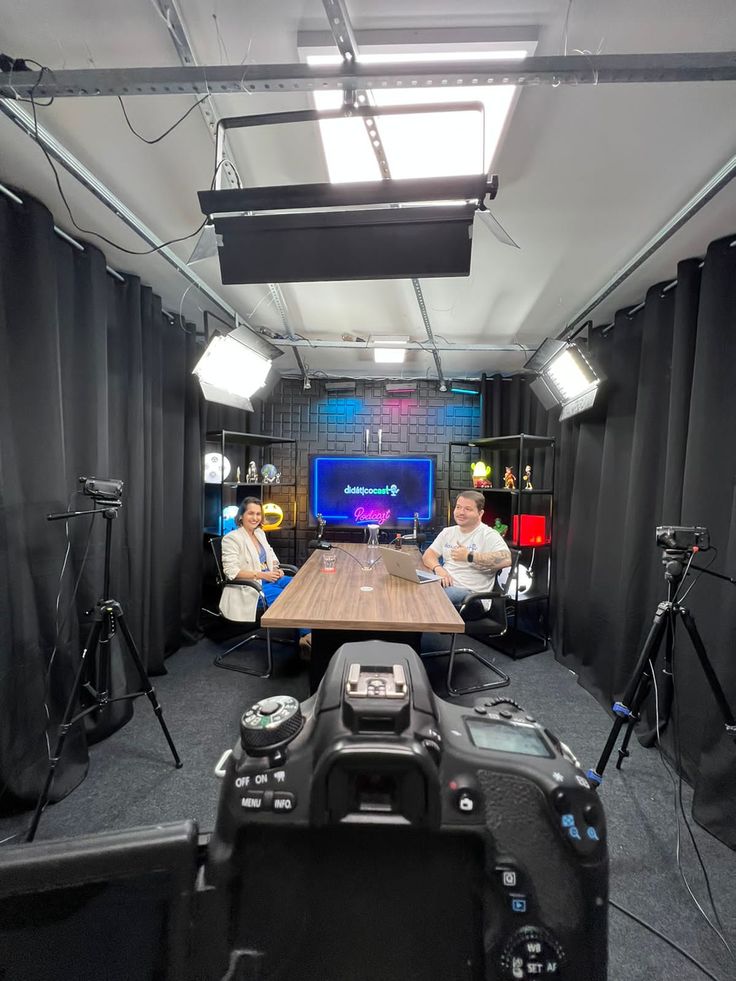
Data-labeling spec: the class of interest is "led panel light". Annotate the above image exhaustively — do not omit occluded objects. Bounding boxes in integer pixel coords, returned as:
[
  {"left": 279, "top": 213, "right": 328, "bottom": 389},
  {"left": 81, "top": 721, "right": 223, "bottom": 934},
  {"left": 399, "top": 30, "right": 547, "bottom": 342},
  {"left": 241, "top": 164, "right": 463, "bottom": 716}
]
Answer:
[
  {"left": 527, "top": 338, "right": 603, "bottom": 419},
  {"left": 374, "top": 347, "right": 406, "bottom": 363},
  {"left": 193, "top": 335, "right": 271, "bottom": 408}
]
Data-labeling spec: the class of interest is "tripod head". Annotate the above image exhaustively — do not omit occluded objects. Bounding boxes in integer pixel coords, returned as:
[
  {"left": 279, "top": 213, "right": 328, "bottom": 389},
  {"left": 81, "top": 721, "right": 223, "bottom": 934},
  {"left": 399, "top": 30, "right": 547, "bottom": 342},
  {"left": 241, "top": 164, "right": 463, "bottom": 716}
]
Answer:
[{"left": 661, "top": 549, "right": 691, "bottom": 586}]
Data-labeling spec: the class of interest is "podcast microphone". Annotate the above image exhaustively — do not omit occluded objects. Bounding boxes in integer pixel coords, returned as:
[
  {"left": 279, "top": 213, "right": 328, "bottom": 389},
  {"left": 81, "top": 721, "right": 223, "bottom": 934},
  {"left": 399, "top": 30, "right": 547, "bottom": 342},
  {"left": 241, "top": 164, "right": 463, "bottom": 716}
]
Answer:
[
  {"left": 307, "top": 539, "right": 333, "bottom": 551},
  {"left": 315, "top": 513, "right": 326, "bottom": 541}
]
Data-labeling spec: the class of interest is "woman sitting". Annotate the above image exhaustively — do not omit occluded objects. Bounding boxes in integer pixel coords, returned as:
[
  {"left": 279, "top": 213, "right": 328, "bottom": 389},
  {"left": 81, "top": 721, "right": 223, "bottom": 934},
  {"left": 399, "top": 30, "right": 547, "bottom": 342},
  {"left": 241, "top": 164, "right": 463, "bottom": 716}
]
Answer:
[
  {"left": 220, "top": 497, "right": 310, "bottom": 653},
  {"left": 220, "top": 497, "right": 292, "bottom": 611}
]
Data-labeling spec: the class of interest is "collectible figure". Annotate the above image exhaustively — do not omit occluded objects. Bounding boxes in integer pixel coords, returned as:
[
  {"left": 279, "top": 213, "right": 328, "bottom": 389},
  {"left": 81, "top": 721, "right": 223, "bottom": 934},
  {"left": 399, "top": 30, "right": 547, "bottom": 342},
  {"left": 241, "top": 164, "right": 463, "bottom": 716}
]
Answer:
[
  {"left": 471, "top": 460, "right": 492, "bottom": 488},
  {"left": 504, "top": 467, "right": 516, "bottom": 490},
  {"left": 246, "top": 461, "right": 259, "bottom": 483},
  {"left": 523, "top": 465, "right": 533, "bottom": 490}
]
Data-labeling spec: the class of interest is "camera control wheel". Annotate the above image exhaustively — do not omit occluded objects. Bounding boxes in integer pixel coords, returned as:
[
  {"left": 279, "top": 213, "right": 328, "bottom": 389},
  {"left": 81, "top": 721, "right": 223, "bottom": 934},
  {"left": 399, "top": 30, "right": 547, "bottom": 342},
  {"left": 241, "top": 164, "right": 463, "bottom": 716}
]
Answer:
[
  {"left": 240, "top": 696, "right": 304, "bottom": 755},
  {"left": 499, "top": 926, "right": 564, "bottom": 978}
]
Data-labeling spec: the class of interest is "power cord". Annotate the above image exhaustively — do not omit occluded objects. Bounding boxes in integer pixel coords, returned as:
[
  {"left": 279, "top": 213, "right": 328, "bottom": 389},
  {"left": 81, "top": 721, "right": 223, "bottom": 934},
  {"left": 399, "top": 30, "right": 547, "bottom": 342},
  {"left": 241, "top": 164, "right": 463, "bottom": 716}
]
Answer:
[
  {"left": 18, "top": 61, "right": 215, "bottom": 256},
  {"left": 609, "top": 899, "right": 725, "bottom": 981},
  {"left": 117, "top": 93, "right": 210, "bottom": 144}
]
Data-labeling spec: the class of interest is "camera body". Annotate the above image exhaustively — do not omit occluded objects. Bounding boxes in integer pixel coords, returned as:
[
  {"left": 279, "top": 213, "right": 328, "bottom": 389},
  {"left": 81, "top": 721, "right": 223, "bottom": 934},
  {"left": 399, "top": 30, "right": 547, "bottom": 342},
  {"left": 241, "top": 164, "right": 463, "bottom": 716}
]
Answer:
[
  {"left": 655, "top": 525, "right": 710, "bottom": 552},
  {"left": 205, "top": 641, "right": 608, "bottom": 981},
  {"left": 79, "top": 475, "right": 124, "bottom": 502}
]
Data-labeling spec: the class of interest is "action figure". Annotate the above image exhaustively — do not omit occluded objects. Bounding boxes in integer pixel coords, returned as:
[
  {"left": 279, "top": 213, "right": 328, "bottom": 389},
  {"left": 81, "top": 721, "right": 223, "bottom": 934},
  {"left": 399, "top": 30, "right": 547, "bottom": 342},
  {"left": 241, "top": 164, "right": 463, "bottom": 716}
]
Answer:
[
  {"left": 504, "top": 467, "right": 516, "bottom": 490},
  {"left": 523, "top": 465, "right": 533, "bottom": 490},
  {"left": 246, "top": 460, "right": 259, "bottom": 484}
]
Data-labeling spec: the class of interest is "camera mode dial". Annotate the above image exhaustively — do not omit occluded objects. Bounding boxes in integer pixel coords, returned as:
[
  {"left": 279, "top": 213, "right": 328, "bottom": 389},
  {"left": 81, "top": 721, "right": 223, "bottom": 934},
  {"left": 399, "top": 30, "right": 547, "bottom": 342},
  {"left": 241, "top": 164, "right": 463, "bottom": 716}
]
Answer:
[
  {"left": 240, "top": 696, "right": 304, "bottom": 755},
  {"left": 500, "top": 926, "right": 564, "bottom": 978}
]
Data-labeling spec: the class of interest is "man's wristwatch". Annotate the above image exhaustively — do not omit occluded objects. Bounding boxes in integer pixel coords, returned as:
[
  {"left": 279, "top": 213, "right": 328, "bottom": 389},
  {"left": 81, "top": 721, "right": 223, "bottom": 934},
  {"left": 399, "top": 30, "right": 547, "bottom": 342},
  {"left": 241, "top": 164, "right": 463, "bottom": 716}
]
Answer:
[{"left": 467, "top": 552, "right": 474, "bottom": 563}]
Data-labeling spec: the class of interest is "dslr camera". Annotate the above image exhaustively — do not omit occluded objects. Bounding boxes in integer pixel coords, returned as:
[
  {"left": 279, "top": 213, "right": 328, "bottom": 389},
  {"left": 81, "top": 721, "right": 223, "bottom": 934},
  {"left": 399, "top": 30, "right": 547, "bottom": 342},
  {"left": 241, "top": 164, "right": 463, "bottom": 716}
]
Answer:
[
  {"left": 655, "top": 525, "right": 710, "bottom": 552},
  {"left": 204, "top": 641, "right": 608, "bottom": 980}
]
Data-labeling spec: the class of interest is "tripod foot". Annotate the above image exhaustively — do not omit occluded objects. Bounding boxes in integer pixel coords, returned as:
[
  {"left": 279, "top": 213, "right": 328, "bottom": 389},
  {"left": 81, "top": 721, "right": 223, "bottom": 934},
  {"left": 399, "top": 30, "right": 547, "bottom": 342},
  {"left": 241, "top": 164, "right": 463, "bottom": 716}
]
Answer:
[
  {"left": 586, "top": 769, "right": 602, "bottom": 787},
  {"left": 175, "top": 761, "right": 183, "bottom": 769}
]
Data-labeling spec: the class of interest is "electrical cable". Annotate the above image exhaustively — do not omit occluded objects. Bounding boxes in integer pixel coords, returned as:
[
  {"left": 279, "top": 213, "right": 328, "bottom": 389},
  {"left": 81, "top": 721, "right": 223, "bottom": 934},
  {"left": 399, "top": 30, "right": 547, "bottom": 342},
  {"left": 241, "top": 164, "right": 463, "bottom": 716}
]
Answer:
[
  {"left": 609, "top": 900, "right": 724, "bottom": 981},
  {"left": 117, "top": 94, "right": 210, "bottom": 145},
  {"left": 22, "top": 64, "right": 213, "bottom": 256},
  {"left": 676, "top": 547, "right": 719, "bottom": 605},
  {"left": 0, "top": 497, "right": 96, "bottom": 830},
  {"left": 670, "top": 652, "right": 734, "bottom": 961}
]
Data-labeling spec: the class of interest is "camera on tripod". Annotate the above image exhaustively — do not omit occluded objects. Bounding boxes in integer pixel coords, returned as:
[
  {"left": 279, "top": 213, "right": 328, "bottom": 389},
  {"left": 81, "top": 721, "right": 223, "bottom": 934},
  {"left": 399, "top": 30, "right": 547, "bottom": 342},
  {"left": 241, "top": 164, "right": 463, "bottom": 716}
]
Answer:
[
  {"left": 79, "top": 475, "right": 124, "bottom": 503},
  {"left": 204, "top": 640, "right": 609, "bottom": 981},
  {"left": 655, "top": 525, "right": 710, "bottom": 552}
]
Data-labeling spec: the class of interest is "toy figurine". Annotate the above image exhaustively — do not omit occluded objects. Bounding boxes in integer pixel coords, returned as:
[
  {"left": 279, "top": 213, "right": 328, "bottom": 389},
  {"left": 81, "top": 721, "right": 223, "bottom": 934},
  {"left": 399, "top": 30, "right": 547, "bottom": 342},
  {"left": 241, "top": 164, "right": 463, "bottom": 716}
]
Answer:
[
  {"left": 523, "top": 465, "right": 533, "bottom": 490},
  {"left": 246, "top": 460, "right": 259, "bottom": 484},
  {"left": 504, "top": 467, "right": 516, "bottom": 490},
  {"left": 235, "top": 466, "right": 241, "bottom": 484},
  {"left": 261, "top": 463, "right": 279, "bottom": 484},
  {"left": 492, "top": 517, "right": 509, "bottom": 538},
  {"left": 471, "top": 460, "right": 492, "bottom": 488}
]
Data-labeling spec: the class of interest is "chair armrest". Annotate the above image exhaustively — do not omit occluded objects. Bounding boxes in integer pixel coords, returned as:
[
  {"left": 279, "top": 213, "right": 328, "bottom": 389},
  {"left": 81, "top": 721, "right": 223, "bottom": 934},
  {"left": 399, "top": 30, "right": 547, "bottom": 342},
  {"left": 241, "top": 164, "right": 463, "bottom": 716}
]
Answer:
[
  {"left": 458, "top": 587, "right": 505, "bottom": 616},
  {"left": 279, "top": 564, "right": 299, "bottom": 575},
  {"left": 225, "top": 578, "right": 265, "bottom": 597}
]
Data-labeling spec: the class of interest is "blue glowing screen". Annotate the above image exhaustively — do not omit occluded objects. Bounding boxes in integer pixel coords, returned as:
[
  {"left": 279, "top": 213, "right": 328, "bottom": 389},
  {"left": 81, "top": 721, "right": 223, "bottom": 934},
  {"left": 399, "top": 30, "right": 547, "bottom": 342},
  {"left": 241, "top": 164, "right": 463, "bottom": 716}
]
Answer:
[{"left": 310, "top": 456, "right": 435, "bottom": 527}]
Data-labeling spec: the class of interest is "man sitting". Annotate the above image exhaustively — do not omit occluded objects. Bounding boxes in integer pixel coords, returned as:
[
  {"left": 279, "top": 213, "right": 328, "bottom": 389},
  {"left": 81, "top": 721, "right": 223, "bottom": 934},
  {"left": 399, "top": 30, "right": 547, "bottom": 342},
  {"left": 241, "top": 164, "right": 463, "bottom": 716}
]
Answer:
[{"left": 422, "top": 490, "right": 511, "bottom": 614}]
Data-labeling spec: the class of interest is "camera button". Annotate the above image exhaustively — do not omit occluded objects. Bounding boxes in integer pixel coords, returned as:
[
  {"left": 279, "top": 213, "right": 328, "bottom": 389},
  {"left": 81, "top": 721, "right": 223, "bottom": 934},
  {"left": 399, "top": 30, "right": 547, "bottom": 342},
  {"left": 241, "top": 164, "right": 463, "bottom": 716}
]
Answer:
[
  {"left": 273, "top": 792, "right": 296, "bottom": 813},
  {"left": 473, "top": 705, "right": 487, "bottom": 715},
  {"left": 499, "top": 710, "right": 513, "bottom": 719},
  {"left": 552, "top": 789, "right": 570, "bottom": 813},
  {"left": 583, "top": 803, "right": 599, "bottom": 825},
  {"left": 240, "top": 791, "right": 265, "bottom": 810}
]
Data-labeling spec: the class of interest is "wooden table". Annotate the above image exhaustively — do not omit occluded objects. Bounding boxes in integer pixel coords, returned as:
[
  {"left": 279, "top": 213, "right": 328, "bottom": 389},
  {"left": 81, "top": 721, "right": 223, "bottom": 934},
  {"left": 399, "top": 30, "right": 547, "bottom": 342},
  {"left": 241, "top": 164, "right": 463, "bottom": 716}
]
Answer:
[{"left": 261, "top": 543, "right": 464, "bottom": 689}]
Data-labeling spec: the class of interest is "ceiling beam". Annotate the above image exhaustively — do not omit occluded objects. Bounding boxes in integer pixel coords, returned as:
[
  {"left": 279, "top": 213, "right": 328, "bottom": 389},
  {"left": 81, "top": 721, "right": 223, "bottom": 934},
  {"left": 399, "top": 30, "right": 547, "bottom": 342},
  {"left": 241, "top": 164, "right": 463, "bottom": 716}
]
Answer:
[
  {"left": 3, "top": 52, "right": 736, "bottom": 99},
  {"left": 259, "top": 339, "right": 528, "bottom": 352}
]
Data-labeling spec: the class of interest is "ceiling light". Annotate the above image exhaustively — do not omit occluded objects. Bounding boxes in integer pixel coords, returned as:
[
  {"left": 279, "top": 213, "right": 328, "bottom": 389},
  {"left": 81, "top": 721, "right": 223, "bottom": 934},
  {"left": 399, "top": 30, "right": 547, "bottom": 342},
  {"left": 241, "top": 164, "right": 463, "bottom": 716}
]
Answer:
[
  {"left": 193, "top": 335, "right": 271, "bottom": 409},
  {"left": 374, "top": 347, "right": 406, "bottom": 363},
  {"left": 450, "top": 382, "right": 480, "bottom": 395}
]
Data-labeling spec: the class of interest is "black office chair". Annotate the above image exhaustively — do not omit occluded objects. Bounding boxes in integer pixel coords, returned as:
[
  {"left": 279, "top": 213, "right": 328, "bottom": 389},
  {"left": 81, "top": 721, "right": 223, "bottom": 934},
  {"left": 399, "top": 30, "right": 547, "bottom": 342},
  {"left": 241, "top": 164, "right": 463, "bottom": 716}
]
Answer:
[
  {"left": 208, "top": 537, "right": 299, "bottom": 677},
  {"left": 424, "top": 549, "right": 520, "bottom": 697}
]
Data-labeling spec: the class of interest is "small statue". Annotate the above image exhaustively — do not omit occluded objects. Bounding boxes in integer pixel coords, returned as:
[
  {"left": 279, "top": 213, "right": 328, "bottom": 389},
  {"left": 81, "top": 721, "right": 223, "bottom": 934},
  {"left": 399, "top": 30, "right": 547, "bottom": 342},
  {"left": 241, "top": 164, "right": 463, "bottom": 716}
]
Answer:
[
  {"left": 261, "top": 463, "right": 279, "bottom": 484},
  {"left": 246, "top": 460, "right": 259, "bottom": 484},
  {"left": 471, "top": 460, "right": 492, "bottom": 488},
  {"left": 504, "top": 466, "right": 516, "bottom": 490},
  {"left": 235, "top": 465, "right": 241, "bottom": 484},
  {"left": 493, "top": 517, "right": 508, "bottom": 538},
  {"left": 523, "top": 465, "right": 533, "bottom": 490}
]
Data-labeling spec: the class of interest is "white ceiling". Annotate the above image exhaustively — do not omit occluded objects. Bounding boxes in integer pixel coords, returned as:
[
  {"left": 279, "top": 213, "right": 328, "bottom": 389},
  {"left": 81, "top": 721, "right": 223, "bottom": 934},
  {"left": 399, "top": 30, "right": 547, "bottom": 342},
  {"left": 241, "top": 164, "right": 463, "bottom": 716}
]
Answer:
[{"left": 2, "top": 0, "right": 736, "bottom": 383}]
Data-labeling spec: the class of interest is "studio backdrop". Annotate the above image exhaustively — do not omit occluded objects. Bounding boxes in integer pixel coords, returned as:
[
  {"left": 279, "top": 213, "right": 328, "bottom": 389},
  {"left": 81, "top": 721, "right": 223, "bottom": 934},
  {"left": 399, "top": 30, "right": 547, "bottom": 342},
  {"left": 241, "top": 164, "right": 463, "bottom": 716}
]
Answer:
[
  {"left": 0, "top": 191, "right": 203, "bottom": 812},
  {"left": 543, "top": 241, "right": 736, "bottom": 849}
]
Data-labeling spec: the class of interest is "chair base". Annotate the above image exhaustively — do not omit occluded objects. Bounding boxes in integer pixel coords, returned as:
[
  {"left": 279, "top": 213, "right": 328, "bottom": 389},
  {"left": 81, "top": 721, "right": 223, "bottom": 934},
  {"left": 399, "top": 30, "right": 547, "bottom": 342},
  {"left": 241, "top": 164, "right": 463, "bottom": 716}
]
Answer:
[
  {"left": 423, "top": 636, "right": 510, "bottom": 696},
  {"left": 213, "top": 629, "right": 297, "bottom": 678}
]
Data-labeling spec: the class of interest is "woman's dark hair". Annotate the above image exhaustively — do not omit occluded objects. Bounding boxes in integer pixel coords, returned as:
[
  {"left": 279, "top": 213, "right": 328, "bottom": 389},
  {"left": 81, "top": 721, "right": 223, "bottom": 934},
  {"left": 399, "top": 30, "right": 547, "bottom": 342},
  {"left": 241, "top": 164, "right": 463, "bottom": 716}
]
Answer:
[{"left": 236, "top": 497, "right": 263, "bottom": 527}]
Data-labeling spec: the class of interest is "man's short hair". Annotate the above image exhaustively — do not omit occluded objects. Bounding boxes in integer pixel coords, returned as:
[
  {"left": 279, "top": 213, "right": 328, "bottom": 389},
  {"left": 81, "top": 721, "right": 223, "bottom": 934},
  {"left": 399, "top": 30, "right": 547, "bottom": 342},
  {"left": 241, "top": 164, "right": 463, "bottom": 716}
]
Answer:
[{"left": 455, "top": 490, "right": 485, "bottom": 512}]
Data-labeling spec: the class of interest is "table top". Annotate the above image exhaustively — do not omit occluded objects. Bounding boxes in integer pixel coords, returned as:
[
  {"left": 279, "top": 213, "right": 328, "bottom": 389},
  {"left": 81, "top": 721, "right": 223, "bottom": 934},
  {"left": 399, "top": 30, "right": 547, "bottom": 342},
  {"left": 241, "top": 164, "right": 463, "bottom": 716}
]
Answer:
[{"left": 261, "top": 543, "right": 465, "bottom": 633}]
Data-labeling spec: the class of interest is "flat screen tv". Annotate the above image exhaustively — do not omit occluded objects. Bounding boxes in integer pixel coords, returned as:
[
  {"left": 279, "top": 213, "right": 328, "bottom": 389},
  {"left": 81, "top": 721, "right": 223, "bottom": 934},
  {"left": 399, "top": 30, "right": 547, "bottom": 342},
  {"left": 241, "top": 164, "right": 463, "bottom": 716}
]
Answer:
[{"left": 309, "top": 455, "right": 435, "bottom": 528}]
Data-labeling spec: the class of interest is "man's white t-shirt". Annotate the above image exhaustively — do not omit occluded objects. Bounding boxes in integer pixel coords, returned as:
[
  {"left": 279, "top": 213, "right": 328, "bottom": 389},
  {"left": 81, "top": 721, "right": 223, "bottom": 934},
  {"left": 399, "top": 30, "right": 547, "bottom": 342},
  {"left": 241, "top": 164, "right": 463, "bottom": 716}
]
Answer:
[{"left": 428, "top": 523, "right": 509, "bottom": 592}]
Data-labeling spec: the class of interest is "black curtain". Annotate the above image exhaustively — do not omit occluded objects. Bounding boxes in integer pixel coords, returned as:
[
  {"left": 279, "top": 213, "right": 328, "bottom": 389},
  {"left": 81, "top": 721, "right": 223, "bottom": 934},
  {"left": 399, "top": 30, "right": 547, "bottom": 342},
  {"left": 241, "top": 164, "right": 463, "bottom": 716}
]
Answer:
[
  {"left": 498, "top": 241, "right": 736, "bottom": 849},
  {"left": 0, "top": 192, "right": 203, "bottom": 811}
]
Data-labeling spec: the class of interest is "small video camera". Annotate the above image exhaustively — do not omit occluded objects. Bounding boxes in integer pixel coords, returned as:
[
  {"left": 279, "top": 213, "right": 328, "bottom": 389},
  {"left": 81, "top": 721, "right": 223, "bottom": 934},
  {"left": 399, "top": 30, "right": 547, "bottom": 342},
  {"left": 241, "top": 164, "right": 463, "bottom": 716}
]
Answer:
[
  {"left": 655, "top": 525, "right": 710, "bottom": 552},
  {"left": 204, "top": 641, "right": 609, "bottom": 981},
  {"left": 79, "top": 476, "right": 124, "bottom": 502}
]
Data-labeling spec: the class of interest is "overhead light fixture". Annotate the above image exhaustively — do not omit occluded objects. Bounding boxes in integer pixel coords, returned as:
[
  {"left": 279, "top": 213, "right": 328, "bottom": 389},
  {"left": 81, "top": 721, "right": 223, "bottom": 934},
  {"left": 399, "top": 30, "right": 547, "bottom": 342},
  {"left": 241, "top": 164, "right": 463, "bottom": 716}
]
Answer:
[
  {"left": 450, "top": 382, "right": 480, "bottom": 395},
  {"left": 374, "top": 337, "right": 408, "bottom": 363},
  {"left": 325, "top": 380, "right": 357, "bottom": 393},
  {"left": 192, "top": 334, "right": 271, "bottom": 410},
  {"left": 385, "top": 382, "right": 417, "bottom": 394},
  {"left": 525, "top": 338, "right": 603, "bottom": 420}
]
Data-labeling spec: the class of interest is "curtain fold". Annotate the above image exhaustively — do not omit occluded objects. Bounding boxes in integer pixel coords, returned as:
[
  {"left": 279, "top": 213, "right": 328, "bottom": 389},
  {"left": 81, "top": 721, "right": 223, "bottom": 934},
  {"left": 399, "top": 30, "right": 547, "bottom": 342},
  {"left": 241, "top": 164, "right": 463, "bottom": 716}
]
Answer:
[{"left": 0, "top": 192, "right": 203, "bottom": 811}]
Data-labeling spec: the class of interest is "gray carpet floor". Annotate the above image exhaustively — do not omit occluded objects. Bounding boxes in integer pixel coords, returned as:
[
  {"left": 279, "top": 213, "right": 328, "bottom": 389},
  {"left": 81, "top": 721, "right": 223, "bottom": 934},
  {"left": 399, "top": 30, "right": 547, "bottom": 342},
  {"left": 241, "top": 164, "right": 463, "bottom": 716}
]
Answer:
[{"left": 1, "top": 631, "right": 734, "bottom": 981}]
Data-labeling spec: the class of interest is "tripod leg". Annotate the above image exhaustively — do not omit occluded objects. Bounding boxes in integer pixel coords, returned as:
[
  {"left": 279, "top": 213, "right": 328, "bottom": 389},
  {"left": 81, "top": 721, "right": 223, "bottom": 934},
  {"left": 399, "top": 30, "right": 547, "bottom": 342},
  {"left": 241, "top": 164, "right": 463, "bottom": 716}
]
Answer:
[
  {"left": 679, "top": 609, "right": 736, "bottom": 731},
  {"left": 27, "top": 619, "right": 104, "bottom": 842},
  {"left": 588, "top": 603, "right": 669, "bottom": 786},
  {"left": 114, "top": 612, "right": 183, "bottom": 769}
]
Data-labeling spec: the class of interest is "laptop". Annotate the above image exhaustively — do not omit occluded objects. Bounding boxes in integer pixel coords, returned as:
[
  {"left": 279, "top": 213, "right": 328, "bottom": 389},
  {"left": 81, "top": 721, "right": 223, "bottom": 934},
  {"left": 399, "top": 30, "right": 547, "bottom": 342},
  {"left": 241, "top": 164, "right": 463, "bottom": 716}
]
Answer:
[{"left": 379, "top": 546, "right": 441, "bottom": 584}]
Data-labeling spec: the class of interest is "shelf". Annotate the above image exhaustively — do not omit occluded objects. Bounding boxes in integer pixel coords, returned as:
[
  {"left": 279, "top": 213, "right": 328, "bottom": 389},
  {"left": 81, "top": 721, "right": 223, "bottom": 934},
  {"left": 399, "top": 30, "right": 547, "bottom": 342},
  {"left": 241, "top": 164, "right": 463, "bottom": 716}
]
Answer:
[
  {"left": 463, "top": 434, "right": 555, "bottom": 450},
  {"left": 487, "top": 628, "right": 548, "bottom": 659},
  {"left": 450, "top": 487, "right": 552, "bottom": 495},
  {"left": 205, "top": 430, "right": 295, "bottom": 447}
]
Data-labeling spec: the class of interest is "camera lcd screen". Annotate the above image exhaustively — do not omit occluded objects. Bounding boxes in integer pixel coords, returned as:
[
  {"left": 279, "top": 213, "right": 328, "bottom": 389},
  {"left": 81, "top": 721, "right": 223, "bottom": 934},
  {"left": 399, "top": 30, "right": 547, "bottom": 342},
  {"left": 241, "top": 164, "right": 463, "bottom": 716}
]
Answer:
[
  {"left": 229, "top": 826, "right": 484, "bottom": 981},
  {"left": 466, "top": 719, "right": 553, "bottom": 758}
]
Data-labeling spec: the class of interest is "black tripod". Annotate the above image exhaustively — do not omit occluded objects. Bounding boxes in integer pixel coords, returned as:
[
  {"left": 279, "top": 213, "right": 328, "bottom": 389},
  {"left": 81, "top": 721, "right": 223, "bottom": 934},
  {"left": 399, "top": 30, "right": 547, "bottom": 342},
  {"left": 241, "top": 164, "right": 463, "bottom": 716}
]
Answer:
[
  {"left": 587, "top": 549, "right": 736, "bottom": 787},
  {"left": 27, "top": 496, "right": 182, "bottom": 841}
]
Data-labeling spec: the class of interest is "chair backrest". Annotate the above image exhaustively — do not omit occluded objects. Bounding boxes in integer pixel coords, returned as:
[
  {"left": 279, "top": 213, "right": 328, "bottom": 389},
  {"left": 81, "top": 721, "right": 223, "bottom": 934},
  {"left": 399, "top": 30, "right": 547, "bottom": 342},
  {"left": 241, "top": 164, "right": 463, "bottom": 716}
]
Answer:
[
  {"left": 464, "top": 548, "right": 521, "bottom": 635},
  {"left": 209, "top": 537, "right": 227, "bottom": 589}
]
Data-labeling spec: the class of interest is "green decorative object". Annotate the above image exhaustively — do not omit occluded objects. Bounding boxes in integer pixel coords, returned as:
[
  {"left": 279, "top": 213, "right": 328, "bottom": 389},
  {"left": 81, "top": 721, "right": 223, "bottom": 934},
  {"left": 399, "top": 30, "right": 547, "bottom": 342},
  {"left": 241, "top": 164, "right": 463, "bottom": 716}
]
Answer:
[{"left": 493, "top": 517, "right": 509, "bottom": 538}]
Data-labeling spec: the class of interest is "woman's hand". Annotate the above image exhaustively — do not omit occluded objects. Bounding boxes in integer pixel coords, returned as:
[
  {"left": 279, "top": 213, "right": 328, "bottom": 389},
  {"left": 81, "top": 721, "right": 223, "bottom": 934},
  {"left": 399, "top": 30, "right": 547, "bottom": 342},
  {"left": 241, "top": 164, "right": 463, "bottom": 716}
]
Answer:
[{"left": 260, "top": 570, "right": 283, "bottom": 583}]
